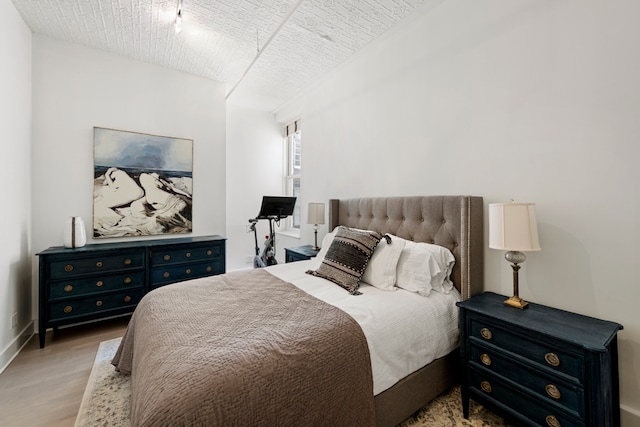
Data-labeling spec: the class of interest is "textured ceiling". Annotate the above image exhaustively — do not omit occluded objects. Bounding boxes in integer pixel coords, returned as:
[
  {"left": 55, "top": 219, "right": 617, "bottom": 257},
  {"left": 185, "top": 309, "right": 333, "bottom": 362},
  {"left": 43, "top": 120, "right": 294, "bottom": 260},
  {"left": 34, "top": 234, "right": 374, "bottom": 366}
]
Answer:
[{"left": 13, "top": 0, "right": 437, "bottom": 111}]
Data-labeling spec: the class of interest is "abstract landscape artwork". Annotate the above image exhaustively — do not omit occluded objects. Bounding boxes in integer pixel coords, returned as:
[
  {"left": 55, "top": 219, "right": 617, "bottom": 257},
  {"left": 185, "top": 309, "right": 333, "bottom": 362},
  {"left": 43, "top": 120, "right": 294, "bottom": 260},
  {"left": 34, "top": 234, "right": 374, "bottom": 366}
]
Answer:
[{"left": 93, "top": 127, "right": 193, "bottom": 238}]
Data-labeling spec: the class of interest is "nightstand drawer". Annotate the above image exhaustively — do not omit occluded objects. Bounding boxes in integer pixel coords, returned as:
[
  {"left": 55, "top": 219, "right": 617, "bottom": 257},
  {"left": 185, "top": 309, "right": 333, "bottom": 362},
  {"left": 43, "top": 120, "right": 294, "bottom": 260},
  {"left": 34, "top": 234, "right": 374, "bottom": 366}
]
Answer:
[
  {"left": 470, "top": 342, "right": 584, "bottom": 418},
  {"left": 470, "top": 317, "right": 584, "bottom": 382},
  {"left": 150, "top": 260, "right": 224, "bottom": 288},
  {"left": 469, "top": 368, "right": 584, "bottom": 427},
  {"left": 48, "top": 271, "right": 145, "bottom": 299},
  {"left": 286, "top": 251, "right": 308, "bottom": 263},
  {"left": 150, "top": 243, "right": 223, "bottom": 266},
  {"left": 48, "top": 251, "right": 144, "bottom": 279},
  {"left": 49, "top": 289, "right": 143, "bottom": 321},
  {"left": 285, "top": 245, "right": 320, "bottom": 263}
]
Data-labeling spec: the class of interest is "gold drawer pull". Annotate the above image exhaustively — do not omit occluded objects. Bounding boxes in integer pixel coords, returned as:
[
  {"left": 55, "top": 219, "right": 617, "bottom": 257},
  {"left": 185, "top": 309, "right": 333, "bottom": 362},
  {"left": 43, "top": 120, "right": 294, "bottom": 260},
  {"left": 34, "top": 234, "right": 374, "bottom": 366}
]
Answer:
[
  {"left": 163, "top": 272, "right": 170, "bottom": 278},
  {"left": 63, "top": 305, "right": 73, "bottom": 314},
  {"left": 96, "top": 280, "right": 104, "bottom": 287},
  {"left": 123, "top": 295, "right": 132, "bottom": 303},
  {"left": 124, "top": 258, "right": 132, "bottom": 265},
  {"left": 186, "top": 252, "right": 191, "bottom": 257},
  {"left": 185, "top": 269, "right": 191, "bottom": 274},
  {"left": 64, "top": 284, "right": 74, "bottom": 292},
  {"left": 64, "top": 264, "right": 74, "bottom": 272},
  {"left": 96, "top": 261, "right": 103, "bottom": 268},
  {"left": 480, "top": 328, "right": 493, "bottom": 340},
  {"left": 480, "top": 353, "right": 492, "bottom": 366},
  {"left": 545, "top": 352, "right": 561, "bottom": 367},
  {"left": 206, "top": 250, "right": 212, "bottom": 256},
  {"left": 96, "top": 300, "right": 103, "bottom": 307},
  {"left": 545, "top": 384, "right": 561, "bottom": 400},
  {"left": 546, "top": 415, "right": 561, "bottom": 427},
  {"left": 164, "top": 255, "right": 171, "bottom": 261},
  {"left": 123, "top": 277, "right": 132, "bottom": 284},
  {"left": 480, "top": 381, "right": 492, "bottom": 393},
  {"left": 206, "top": 266, "right": 212, "bottom": 273}
]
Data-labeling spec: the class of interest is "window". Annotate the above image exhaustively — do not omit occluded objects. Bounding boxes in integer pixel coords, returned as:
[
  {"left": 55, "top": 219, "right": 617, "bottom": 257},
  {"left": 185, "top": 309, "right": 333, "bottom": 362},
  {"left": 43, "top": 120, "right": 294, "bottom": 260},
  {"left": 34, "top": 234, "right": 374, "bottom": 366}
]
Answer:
[{"left": 283, "top": 120, "right": 301, "bottom": 234}]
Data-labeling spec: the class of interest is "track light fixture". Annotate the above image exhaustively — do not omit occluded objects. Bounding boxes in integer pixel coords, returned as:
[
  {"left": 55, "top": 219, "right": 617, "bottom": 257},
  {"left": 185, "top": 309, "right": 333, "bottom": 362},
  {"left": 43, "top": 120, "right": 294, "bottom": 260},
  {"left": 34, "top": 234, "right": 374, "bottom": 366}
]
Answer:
[{"left": 175, "top": 0, "right": 183, "bottom": 34}]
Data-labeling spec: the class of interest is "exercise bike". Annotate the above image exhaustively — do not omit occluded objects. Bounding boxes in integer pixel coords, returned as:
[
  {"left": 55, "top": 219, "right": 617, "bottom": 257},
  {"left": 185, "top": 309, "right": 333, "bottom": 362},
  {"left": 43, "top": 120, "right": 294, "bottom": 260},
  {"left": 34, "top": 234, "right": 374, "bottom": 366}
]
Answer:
[{"left": 248, "top": 196, "right": 296, "bottom": 268}]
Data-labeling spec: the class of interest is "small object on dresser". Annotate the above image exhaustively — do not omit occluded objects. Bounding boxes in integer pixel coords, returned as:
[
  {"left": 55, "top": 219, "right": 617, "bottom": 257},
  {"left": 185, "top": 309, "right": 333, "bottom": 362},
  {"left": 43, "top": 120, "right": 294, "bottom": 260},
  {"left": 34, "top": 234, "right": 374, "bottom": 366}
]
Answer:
[
  {"left": 285, "top": 245, "right": 320, "bottom": 263},
  {"left": 457, "top": 292, "right": 623, "bottom": 427},
  {"left": 63, "top": 216, "right": 87, "bottom": 248}
]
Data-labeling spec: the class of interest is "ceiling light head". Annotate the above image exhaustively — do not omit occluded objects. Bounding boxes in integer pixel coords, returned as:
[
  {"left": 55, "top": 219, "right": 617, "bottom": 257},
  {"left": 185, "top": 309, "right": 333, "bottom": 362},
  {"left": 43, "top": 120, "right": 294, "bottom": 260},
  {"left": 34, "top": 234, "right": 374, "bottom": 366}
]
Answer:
[{"left": 175, "top": 0, "right": 183, "bottom": 34}]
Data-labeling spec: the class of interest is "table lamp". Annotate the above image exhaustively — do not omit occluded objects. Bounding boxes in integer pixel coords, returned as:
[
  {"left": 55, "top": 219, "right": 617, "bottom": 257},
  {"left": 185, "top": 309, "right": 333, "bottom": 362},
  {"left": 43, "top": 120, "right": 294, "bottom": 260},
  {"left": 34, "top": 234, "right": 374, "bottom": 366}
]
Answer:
[
  {"left": 307, "top": 202, "right": 325, "bottom": 251},
  {"left": 489, "top": 201, "right": 541, "bottom": 309}
]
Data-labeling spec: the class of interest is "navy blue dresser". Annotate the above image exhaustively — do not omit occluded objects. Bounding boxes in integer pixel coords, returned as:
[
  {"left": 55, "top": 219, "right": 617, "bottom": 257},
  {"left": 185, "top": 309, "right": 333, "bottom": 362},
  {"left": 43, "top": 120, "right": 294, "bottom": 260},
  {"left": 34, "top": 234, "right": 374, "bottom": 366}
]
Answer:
[
  {"left": 457, "top": 292, "right": 622, "bottom": 427},
  {"left": 38, "top": 235, "right": 225, "bottom": 348}
]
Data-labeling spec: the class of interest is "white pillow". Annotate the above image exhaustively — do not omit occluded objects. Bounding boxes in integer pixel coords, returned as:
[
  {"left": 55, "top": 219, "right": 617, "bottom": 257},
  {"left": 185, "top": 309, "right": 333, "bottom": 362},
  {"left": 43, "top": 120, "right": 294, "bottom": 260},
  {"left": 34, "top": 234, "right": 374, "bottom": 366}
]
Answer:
[
  {"left": 361, "top": 234, "right": 405, "bottom": 291},
  {"left": 395, "top": 240, "right": 456, "bottom": 296}
]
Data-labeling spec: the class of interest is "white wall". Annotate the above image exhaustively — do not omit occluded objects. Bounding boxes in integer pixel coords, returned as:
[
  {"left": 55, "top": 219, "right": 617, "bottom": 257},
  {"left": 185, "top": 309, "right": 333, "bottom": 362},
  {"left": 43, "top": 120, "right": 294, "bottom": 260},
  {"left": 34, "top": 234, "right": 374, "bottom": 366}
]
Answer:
[
  {"left": 31, "top": 36, "right": 227, "bottom": 317},
  {"left": 0, "top": 0, "right": 33, "bottom": 373},
  {"left": 275, "top": 0, "right": 640, "bottom": 423},
  {"left": 225, "top": 104, "right": 287, "bottom": 271}
]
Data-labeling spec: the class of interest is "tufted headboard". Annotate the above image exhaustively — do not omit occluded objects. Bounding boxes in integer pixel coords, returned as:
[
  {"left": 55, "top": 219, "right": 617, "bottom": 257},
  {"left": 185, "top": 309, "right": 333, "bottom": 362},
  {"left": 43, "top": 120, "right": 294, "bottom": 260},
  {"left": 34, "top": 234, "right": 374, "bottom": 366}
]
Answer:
[{"left": 329, "top": 195, "right": 484, "bottom": 300}]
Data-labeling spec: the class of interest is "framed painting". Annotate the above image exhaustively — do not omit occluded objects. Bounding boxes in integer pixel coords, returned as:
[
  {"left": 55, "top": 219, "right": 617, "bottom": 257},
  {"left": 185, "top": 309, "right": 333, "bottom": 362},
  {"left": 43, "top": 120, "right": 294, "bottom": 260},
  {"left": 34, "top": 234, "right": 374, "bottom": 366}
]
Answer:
[{"left": 93, "top": 127, "right": 193, "bottom": 238}]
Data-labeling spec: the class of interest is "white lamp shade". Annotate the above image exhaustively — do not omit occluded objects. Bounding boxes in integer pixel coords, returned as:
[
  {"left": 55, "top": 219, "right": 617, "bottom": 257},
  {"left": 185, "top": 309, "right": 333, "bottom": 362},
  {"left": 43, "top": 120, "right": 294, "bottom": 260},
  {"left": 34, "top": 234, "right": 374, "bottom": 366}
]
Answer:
[
  {"left": 307, "top": 202, "right": 325, "bottom": 225},
  {"left": 489, "top": 202, "right": 541, "bottom": 251}
]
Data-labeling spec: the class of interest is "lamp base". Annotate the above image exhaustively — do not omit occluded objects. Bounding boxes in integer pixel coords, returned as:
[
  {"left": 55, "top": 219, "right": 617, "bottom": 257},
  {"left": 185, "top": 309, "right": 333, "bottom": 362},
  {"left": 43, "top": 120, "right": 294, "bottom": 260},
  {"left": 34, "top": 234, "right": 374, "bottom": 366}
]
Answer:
[
  {"left": 504, "top": 295, "right": 529, "bottom": 309},
  {"left": 312, "top": 226, "right": 321, "bottom": 252}
]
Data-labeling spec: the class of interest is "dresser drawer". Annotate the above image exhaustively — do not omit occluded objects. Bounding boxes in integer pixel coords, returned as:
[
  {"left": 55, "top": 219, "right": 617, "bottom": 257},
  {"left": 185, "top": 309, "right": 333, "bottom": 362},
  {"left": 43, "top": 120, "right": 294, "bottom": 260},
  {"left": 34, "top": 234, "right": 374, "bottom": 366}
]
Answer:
[
  {"left": 469, "top": 368, "right": 584, "bottom": 427},
  {"left": 49, "top": 289, "right": 143, "bottom": 321},
  {"left": 150, "top": 243, "right": 223, "bottom": 266},
  {"left": 150, "top": 260, "right": 224, "bottom": 288},
  {"left": 469, "top": 317, "right": 584, "bottom": 383},
  {"left": 469, "top": 342, "right": 584, "bottom": 418},
  {"left": 47, "top": 251, "right": 144, "bottom": 279},
  {"left": 48, "top": 271, "right": 145, "bottom": 300}
]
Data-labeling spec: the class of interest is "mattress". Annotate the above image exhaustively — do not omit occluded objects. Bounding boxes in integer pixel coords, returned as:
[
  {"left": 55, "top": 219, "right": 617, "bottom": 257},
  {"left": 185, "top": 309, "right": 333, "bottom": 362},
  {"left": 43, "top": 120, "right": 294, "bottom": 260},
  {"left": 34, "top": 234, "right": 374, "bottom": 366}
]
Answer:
[{"left": 266, "top": 259, "right": 461, "bottom": 395}]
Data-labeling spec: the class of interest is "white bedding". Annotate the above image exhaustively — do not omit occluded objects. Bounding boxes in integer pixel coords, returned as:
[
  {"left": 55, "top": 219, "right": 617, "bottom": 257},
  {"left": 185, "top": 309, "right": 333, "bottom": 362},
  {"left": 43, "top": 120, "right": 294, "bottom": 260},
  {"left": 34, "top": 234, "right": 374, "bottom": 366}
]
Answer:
[{"left": 266, "top": 259, "right": 461, "bottom": 395}]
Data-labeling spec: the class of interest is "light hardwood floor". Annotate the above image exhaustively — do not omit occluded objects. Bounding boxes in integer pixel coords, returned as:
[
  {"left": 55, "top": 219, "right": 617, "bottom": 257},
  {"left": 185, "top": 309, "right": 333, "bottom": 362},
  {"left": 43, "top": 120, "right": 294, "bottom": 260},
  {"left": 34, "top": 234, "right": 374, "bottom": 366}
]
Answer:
[{"left": 0, "top": 317, "right": 130, "bottom": 427}]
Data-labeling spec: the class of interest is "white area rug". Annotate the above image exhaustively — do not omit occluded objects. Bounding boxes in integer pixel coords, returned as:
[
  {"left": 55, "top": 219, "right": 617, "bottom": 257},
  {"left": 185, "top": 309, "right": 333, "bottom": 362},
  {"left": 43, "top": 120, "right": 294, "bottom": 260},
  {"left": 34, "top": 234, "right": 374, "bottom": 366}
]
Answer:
[
  {"left": 75, "top": 338, "right": 130, "bottom": 427},
  {"left": 75, "top": 338, "right": 512, "bottom": 426}
]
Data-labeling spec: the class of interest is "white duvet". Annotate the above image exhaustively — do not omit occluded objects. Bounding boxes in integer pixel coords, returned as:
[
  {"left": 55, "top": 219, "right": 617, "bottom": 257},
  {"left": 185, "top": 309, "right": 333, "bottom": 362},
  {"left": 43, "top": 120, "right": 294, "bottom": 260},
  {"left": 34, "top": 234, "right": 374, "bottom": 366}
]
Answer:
[{"left": 266, "top": 259, "right": 461, "bottom": 395}]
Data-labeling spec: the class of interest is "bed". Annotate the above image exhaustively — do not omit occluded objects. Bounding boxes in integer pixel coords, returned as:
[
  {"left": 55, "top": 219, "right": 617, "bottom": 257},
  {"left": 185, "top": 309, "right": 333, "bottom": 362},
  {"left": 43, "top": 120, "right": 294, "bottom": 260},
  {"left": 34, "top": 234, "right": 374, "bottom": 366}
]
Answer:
[{"left": 113, "top": 195, "right": 483, "bottom": 426}]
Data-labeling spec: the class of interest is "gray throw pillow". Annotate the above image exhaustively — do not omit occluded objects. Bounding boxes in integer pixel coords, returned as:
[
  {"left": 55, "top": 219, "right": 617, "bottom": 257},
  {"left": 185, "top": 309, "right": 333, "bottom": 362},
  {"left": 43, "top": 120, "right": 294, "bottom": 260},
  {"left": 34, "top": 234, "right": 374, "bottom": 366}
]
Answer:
[{"left": 306, "top": 226, "right": 385, "bottom": 295}]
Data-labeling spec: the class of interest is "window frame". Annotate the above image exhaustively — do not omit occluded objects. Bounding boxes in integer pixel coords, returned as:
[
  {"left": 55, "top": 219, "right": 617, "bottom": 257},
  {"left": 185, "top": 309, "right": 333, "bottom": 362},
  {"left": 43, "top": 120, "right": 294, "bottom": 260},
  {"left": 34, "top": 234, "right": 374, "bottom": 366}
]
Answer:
[{"left": 279, "top": 120, "right": 301, "bottom": 237}]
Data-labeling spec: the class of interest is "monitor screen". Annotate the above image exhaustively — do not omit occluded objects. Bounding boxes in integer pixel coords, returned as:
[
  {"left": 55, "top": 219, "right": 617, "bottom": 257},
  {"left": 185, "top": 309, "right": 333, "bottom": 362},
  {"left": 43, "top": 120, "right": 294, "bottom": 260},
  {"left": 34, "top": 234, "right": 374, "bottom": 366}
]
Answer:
[{"left": 257, "top": 196, "right": 297, "bottom": 219}]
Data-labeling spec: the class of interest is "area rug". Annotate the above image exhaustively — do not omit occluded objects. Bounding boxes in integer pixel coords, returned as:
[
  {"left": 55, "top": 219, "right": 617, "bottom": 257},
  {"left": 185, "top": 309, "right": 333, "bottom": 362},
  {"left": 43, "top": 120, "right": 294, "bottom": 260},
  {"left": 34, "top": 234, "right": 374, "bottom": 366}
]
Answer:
[
  {"left": 76, "top": 338, "right": 513, "bottom": 426},
  {"left": 75, "top": 338, "right": 130, "bottom": 427}
]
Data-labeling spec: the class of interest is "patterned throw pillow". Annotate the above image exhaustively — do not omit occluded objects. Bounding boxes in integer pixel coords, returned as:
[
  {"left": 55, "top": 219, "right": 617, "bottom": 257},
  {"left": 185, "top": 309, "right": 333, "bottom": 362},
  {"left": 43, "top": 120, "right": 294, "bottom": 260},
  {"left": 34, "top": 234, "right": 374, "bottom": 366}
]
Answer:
[{"left": 306, "top": 226, "right": 386, "bottom": 295}]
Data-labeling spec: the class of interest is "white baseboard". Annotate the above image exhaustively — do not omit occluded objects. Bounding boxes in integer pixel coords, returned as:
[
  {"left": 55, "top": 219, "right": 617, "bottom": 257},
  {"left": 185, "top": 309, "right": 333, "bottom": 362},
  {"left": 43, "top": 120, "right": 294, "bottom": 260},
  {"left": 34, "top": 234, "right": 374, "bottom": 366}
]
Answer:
[
  {"left": 0, "top": 321, "right": 34, "bottom": 375},
  {"left": 622, "top": 404, "right": 640, "bottom": 427}
]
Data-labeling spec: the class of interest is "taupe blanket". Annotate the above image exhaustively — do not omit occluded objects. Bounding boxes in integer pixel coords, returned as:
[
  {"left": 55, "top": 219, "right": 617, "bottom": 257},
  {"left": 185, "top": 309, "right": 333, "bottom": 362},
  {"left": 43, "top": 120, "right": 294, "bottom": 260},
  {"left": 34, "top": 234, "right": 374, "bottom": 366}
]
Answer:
[{"left": 113, "top": 269, "right": 376, "bottom": 426}]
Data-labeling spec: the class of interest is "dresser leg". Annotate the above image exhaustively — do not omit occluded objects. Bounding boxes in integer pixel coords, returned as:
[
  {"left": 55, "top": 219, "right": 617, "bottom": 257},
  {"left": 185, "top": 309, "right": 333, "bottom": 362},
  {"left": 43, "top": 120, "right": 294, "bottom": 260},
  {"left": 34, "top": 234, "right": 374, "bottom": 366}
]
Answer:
[{"left": 461, "top": 386, "right": 470, "bottom": 419}]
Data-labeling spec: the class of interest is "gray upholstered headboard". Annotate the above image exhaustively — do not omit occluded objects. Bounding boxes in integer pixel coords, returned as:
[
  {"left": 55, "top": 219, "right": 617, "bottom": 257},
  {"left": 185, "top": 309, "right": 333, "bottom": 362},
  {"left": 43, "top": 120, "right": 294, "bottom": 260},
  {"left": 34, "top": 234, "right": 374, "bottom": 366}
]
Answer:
[{"left": 329, "top": 195, "right": 483, "bottom": 300}]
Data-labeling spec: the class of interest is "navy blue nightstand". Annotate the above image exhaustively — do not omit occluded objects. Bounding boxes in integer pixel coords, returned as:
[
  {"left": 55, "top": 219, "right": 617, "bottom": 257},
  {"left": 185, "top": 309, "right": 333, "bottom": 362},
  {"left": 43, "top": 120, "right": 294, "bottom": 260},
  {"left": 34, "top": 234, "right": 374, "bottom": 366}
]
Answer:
[
  {"left": 285, "top": 245, "right": 320, "bottom": 263},
  {"left": 457, "top": 292, "right": 622, "bottom": 427}
]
